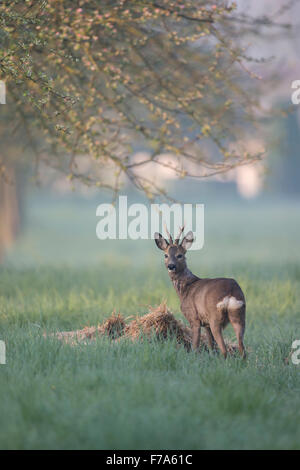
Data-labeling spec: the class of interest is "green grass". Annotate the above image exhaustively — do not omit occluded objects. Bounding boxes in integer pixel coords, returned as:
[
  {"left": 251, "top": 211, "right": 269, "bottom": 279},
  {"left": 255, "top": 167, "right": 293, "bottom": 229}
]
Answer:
[{"left": 0, "top": 195, "right": 300, "bottom": 449}]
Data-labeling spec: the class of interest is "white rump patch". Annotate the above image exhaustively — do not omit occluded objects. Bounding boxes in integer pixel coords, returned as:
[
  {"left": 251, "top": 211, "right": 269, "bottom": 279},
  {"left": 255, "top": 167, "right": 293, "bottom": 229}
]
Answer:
[{"left": 217, "top": 296, "right": 244, "bottom": 310}]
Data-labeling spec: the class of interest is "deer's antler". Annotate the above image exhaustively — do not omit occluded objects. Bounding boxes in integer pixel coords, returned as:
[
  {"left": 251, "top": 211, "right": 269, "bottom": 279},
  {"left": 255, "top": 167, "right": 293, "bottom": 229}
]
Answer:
[
  {"left": 163, "top": 222, "right": 173, "bottom": 245},
  {"left": 175, "top": 225, "right": 185, "bottom": 245}
]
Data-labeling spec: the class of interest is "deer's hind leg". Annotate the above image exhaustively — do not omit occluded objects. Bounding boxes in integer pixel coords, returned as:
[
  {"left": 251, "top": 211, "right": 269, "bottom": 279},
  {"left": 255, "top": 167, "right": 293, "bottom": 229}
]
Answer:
[
  {"left": 205, "top": 326, "right": 217, "bottom": 352},
  {"left": 210, "top": 321, "right": 227, "bottom": 359},
  {"left": 228, "top": 305, "right": 246, "bottom": 359}
]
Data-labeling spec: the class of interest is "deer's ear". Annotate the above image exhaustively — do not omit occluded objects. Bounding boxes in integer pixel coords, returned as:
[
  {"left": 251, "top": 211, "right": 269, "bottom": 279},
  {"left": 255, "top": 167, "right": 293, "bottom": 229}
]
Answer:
[
  {"left": 154, "top": 232, "right": 169, "bottom": 251},
  {"left": 181, "top": 231, "right": 194, "bottom": 251}
]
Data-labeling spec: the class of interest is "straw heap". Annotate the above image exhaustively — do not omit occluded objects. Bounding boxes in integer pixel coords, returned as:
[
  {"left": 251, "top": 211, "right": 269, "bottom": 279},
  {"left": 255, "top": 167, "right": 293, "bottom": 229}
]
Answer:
[
  {"left": 48, "top": 302, "right": 239, "bottom": 354},
  {"left": 123, "top": 303, "right": 192, "bottom": 349}
]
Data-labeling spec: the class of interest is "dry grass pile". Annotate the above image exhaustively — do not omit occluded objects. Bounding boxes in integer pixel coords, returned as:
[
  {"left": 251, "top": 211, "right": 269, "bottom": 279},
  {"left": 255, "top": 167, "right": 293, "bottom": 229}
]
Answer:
[
  {"left": 47, "top": 312, "right": 125, "bottom": 345},
  {"left": 123, "top": 303, "right": 192, "bottom": 349},
  {"left": 49, "top": 302, "right": 239, "bottom": 354},
  {"left": 97, "top": 313, "right": 126, "bottom": 338}
]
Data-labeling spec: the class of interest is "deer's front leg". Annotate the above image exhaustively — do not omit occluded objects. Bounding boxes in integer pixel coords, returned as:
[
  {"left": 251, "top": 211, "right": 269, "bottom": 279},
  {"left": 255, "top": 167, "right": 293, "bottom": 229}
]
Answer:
[{"left": 191, "top": 324, "right": 201, "bottom": 351}]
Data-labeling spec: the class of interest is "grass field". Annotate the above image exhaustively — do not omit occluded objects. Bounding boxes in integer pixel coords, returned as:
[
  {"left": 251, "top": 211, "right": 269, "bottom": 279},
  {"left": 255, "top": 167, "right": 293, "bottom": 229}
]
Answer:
[{"left": 0, "top": 193, "right": 299, "bottom": 449}]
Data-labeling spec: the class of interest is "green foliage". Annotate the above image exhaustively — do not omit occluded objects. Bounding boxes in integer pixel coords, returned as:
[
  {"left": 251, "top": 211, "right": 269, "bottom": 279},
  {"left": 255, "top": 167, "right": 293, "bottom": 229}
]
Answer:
[{"left": 0, "top": 0, "right": 287, "bottom": 197}]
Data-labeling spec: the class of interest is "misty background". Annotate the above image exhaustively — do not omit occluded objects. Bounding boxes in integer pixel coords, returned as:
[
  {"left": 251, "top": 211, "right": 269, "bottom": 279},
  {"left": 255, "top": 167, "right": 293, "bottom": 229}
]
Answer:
[{"left": 1, "top": 0, "right": 300, "bottom": 270}]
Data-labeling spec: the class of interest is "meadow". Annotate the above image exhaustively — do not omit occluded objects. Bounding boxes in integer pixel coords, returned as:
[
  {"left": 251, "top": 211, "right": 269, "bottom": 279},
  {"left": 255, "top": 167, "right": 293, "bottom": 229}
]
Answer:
[{"left": 0, "top": 192, "right": 299, "bottom": 449}]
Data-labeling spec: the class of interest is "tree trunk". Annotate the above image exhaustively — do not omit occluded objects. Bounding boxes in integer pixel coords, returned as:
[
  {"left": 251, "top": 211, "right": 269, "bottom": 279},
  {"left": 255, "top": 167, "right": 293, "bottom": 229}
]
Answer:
[{"left": 0, "top": 165, "right": 20, "bottom": 263}]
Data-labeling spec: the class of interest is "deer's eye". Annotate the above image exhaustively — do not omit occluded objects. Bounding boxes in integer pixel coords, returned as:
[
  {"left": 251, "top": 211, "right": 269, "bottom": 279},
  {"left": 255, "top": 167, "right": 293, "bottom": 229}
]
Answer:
[
  {"left": 177, "top": 254, "right": 183, "bottom": 259},
  {"left": 164, "top": 254, "right": 168, "bottom": 258}
]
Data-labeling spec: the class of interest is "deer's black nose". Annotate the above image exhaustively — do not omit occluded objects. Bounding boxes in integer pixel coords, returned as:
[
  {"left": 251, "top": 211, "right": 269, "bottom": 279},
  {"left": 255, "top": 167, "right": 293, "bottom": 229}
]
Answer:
[{"left": 168, "top": 264, "right": 176, "bottom": 271}]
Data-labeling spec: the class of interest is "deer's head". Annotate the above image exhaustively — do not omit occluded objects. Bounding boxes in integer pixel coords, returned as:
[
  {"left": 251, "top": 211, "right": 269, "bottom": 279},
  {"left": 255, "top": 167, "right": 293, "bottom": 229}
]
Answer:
[{"left": 154, "top": 226, "right": 194, "bottom": 277}]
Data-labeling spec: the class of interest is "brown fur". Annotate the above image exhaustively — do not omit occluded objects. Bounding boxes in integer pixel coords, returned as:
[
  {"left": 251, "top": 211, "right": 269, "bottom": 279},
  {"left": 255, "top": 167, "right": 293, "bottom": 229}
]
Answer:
[{"left": 155, "top": 229, "right": 246, "bottom": 359}]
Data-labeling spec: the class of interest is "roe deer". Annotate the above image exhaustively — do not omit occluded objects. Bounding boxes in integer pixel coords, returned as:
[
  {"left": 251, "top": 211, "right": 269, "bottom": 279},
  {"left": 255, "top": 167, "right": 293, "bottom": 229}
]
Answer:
[{"left": 154, "top": 227, "right": 246, "bottom": 358}]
